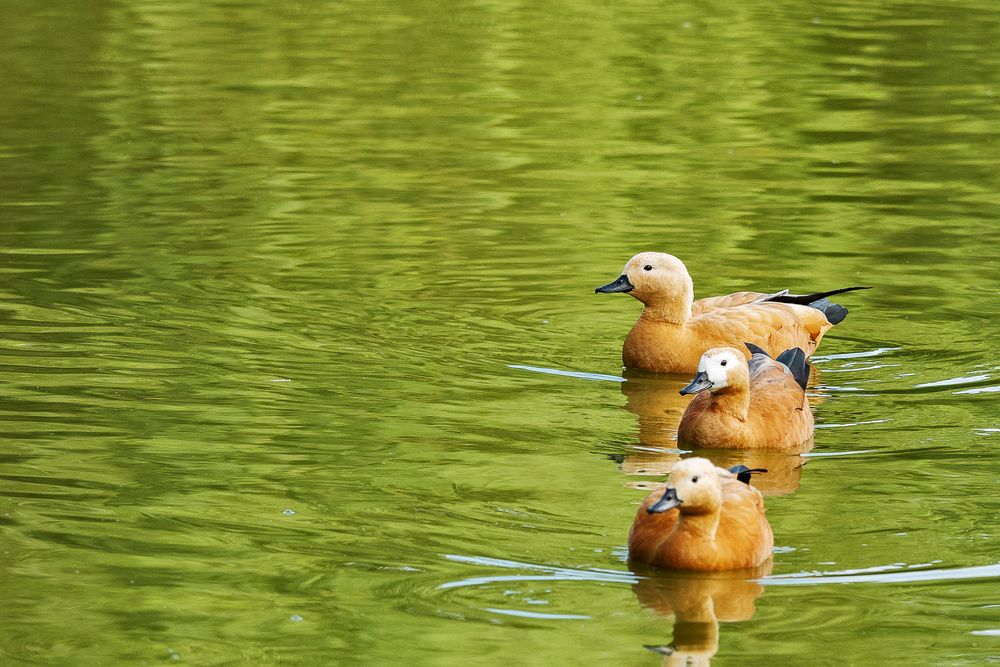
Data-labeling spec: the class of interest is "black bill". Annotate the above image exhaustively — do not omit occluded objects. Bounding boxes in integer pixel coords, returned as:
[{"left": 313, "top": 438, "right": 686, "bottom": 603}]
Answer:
[
  {"left": 647, "top": 487, "right": 682, "bottom": 513},
  {"left": 595, "top": 274, "right": 634, "bottom": 293},
  {"left": 679, "top": 371, "right": 713, "bottom": 395}
]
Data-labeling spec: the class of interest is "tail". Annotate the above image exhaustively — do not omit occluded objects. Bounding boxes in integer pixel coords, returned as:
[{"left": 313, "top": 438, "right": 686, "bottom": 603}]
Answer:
[
  {"left": 728, "top": 464, "right": 768, "bottom": 485},
  {"left": 765, "top": 286, "right": 871, "bottom": 325},
  {"left": 775, "top": 347, "right": 809, "bottom": 390}
]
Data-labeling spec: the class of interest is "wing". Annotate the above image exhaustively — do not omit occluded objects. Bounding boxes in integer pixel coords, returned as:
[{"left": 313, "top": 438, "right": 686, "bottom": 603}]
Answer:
[
  {"left": 745, "top": 343, "right": 774, "bottom": 379},
  {"left": 717, "top": 477, "right": 774, "bottom": 568},
  {"left": 747, "top": 370, "right": 814, "bottom": 449},
  {"left": 693, "top": 291, "right": 772, "bottom": 314},
  {"left": 690, "top": 303, "right": 833, "bottom": 358}
]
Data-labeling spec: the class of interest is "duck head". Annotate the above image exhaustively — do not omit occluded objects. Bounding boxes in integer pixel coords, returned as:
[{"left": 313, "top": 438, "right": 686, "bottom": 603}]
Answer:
[
  {"left": 648, "top": 457, "right": 723, "bottom": 516},
  {"left": 596, "top": 252, "right": 694, "bottom": 320},
  {"left": 680, "top": 347, "right": 748, "bottom": 396}
]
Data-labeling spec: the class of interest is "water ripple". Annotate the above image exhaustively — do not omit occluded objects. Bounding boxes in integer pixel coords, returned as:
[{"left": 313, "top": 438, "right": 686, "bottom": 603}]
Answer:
[
  {"left": 439, "top": 554, "right": 639, "bottom": 590},
  {"left": 762, "top": 562, "right": 1000, "bottom": 586},
  {"left": 915, "top": 374, "right": 990, "bottom": 388},
  {"left": 443, "top": 555, "right": 1000, "bottom": 593},
  {"left": 814, "top": 420, "right": 888, "bottom": 430},
  {"left": 955, "top": 385, "right": 1000, "bottom": 395},
  {"left": 482, "top": 608, "right": 590, "bottom": 620},
  {"left": 801, "top": 449, "right": 878, "bottom": 458},
  {"left": 811, "top": 347, "right": 901, "bottom": 363},
  {"left": 508, "top": 364, "right": 625, "bottom": 383}
]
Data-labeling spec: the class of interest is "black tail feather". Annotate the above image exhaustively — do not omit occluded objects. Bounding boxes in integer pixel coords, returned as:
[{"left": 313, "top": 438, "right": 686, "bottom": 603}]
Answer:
[
  {"left": 744, "top": 342, "right": 769, "bottom": 358},
  {"left": 765, "top": 286, "right": 871, "bottom": 306},
  {"left": 728, "top": 464, "right": 768, "bottom": 485},
  {"left": 765, "top": 286, "right": 870, "bottom": 325},
  {"left": 776, "top": 347, "right": 809, "bottom": 390},
  {"left": 817, "top": 300, "right": 849, "bottom": 325}
]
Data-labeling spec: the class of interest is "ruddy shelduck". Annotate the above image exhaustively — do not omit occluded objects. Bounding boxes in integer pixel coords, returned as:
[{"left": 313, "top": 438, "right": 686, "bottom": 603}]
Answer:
[
  {"left": 596, "top": 251, "right": 868, "bottom": 373},
  {"left": 677, "top": 344, "right": 813, "bottom": 450},
  {"left": 628, "top": 458, "right": 773, "bottom": 571}
]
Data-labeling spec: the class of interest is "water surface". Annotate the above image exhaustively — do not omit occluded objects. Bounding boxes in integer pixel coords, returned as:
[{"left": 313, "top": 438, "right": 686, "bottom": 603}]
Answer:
[{"left": 1, "top": 1, "right": 999, "bottom": 664}]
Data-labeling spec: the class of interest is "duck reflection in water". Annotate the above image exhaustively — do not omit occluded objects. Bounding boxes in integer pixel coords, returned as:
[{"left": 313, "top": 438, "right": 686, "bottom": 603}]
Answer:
[
  {"left": 630, "top": 564, "right": 771, "bottom": 667},
  {"left": 616, "top": 369, "right": 815, "bottom": 496}
]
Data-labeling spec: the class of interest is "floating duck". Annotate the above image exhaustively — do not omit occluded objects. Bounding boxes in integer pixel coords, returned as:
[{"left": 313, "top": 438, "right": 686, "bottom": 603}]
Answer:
[
  {"left": 628, "top": 458, "right": 773, "bottom": 571},
  {"left": 596, "top": 251, "right": 868, "bottom": 373},
  {"left": 616, "top": 370, "right": 813, "bottom": 494},
  {"left": 676, "top": 344, "right": 813, "bottom": 450}
]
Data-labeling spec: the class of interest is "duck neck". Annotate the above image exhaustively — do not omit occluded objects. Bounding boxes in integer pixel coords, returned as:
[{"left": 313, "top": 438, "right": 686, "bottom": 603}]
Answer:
[
  {"left": 707, "top": 386, "right": 750, "bottom": 422},
  {"left": 640, "top": 296, "right": 692, "bottom": 324},
  {"left": 640, "top": 271, "right": 695, "bottom": 323}
]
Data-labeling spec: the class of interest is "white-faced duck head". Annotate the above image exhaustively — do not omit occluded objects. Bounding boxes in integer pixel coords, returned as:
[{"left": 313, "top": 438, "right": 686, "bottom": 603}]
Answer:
[{"left": 680, "top": 347, "right": 747, "bottom": 396}]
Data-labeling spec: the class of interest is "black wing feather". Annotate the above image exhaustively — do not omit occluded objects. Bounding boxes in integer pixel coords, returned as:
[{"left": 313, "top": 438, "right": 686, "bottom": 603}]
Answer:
[
  {"left": 775, "top": 347, "right": 809, "bottom": 390},
  {"left": 744, "top": 342, "right": 772, "bottom": 378}
]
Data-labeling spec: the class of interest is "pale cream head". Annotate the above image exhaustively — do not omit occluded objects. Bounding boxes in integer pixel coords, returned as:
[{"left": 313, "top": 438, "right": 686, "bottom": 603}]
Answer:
[
  {"left": 667, "top": 457, "right": 724, "bottom": 515},
  {"left": 621, "top": 252, "right": 695, "bottom": 315}
]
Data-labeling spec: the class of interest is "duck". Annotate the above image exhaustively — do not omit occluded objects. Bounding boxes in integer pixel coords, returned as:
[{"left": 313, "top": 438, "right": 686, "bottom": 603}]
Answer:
[
  {"left": 628, "top": 458, "right": 773, "bottom": 571},
  {"left": 595, "top": 251, "right": 868, "bottom": 373},
  {"left": 617, "top": 370, "right": 813, "bottom": 492},
  {"left": 676, "top": 344, "right": 813, "bottom": 450}
]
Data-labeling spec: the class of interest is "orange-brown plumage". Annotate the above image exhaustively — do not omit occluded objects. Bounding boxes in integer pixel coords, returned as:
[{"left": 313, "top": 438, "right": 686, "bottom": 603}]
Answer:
[
  {"left": 628, "top": 458, "right": 773, "bottom": 571},
  {"left": 677, "top": 346, "right": 814, "bottom": 450},
  {"left": 596, "top": 252, "right": 865, "bottom": 374}
]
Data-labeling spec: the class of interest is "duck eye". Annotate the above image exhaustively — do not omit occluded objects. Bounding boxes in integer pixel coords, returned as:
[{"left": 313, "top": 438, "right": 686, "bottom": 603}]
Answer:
[
  {"left": 643, "top": 265, "right": 652, "bottom": 271},
  {"left": 692, "top": 476, "right": 699, "bottom": 483},
  {"left": 720, "top": 360, "right": 727, "bottom": 367}
]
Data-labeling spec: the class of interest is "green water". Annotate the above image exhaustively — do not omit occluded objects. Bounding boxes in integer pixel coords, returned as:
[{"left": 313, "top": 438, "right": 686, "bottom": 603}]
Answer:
[{"left": 1, "top": 1, "right": 998, "bottom": 664}]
